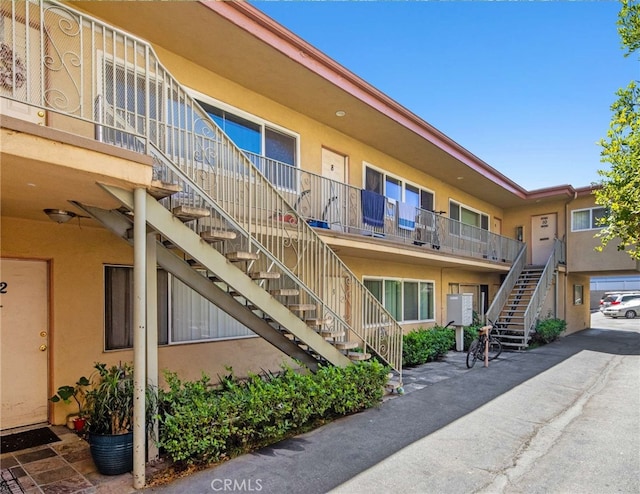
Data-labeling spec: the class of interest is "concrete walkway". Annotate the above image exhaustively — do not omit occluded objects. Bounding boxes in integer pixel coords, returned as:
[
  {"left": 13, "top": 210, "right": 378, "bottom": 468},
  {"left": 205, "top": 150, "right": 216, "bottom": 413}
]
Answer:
[{"left": 146, "top": 316, "right": 640, "bottom": 494}]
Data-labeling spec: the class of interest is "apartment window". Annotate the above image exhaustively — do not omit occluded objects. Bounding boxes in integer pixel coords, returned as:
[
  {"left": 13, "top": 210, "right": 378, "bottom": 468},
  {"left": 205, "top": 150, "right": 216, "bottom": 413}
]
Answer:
[
  {"left": 574, "top": 285, "right": 584, "bottom": 305},
  {"left": 449, "top": 200, "right": 489, "bottom": 238},
  {"left": 449, "top": 201, "right": 489, "bottom": 230},
  {"left": 104, "top": 266, "right": 168, "bottom": 350},
  {"left": 571, "top": 207, "right": 607, "bottom": 231},
  {"left": 198, "top": 100, "right": 297, "bottom": 190},
  {"left": 104, "top": 266, "right": 254, "bottom": 350},
  {"left": 364, "top": 165, "right": 434, "bottom": 211},
  {"left": 170, "top": 277, "right": 255, "bottom": 342},
  {"left": 364, "top": 277, "right": 435, "bottom": 322}
]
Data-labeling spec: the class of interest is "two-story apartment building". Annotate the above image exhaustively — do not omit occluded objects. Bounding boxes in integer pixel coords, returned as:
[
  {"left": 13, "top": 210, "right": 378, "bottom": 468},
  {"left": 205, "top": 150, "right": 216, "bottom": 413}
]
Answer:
[{"left": 1, "top": 0, "right": 637, "bottom": 447}]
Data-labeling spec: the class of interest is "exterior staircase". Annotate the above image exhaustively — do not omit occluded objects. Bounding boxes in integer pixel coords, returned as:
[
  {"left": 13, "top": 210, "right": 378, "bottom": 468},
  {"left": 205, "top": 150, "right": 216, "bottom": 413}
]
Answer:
[
  {"left": 488, "top": 239, "right": 564, "bottom": 351},
  {"left": 0, "top": 0, "right": 403, "bottom": 382},
  {"left": 494, "top": 266, "right": 544, "bottom": 350}
]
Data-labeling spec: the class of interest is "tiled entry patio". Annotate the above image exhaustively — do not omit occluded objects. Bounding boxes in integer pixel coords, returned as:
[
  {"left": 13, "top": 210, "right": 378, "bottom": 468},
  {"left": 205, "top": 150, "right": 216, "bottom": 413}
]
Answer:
[{"left": 0, "top": 426, "right": 138, "bottom": 494}]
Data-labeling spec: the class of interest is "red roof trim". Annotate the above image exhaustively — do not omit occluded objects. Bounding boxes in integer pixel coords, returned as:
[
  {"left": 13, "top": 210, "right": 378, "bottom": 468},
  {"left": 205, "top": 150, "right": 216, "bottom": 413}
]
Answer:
[{"left": 200, "top": 1, "right": 578, "bottom": 202}]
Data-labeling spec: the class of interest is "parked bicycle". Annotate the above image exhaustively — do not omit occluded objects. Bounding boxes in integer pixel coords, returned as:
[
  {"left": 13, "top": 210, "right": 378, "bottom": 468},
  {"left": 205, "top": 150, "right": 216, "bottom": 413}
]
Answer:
[
  {"left": 466, "top": 325, "right": 502, "bottom": 368},
  {"left": 487, "top": 318, "right": 507, "bottom": 337}
]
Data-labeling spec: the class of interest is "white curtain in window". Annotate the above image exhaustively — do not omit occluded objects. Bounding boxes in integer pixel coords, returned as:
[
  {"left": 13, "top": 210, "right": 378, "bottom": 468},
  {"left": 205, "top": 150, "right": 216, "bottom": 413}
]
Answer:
[
  {"left": 171, "top": 277, "right": 254, "bottom": 342},
  {"left": 573, "top": 210, "right": 590, "bottom": 230}
]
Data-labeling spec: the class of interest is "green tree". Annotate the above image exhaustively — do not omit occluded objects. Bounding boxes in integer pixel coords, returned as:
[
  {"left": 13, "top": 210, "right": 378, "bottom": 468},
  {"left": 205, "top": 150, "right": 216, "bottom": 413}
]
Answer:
[{"left": 595, "top": 0, "right": 640, "bottom": 260}]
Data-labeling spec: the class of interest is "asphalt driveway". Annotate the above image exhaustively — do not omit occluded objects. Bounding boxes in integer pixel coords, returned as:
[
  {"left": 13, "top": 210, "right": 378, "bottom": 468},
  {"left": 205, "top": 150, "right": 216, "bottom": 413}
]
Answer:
[{"left": 146, "top": 313, "right": 640, "bottom": 494}]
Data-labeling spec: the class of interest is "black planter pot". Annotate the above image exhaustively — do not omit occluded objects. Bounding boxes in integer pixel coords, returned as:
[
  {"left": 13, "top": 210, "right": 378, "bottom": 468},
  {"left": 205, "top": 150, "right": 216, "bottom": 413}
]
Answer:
[{"left": 89, "top": 431, "right": 133, "bottom": 475}]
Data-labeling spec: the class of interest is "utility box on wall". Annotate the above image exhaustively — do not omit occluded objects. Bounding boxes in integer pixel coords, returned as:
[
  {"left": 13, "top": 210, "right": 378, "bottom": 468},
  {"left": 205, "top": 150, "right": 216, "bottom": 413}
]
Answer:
[{"left": 447, "top": 293, "right": 474, "bottom": 351}]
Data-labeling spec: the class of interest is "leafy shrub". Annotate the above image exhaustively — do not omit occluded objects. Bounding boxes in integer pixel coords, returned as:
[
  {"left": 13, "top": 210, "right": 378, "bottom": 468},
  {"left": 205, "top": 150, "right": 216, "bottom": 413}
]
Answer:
[
  {"left": 532, "top": 318, "right": 566, "bottom": 344},
  {"left": 157, "top": 361, "right": 388, "bottom": 465},
  {"left": 464, "top": 325, "right": 481, "bottom": 350},
  {"left": 402, "top": 325, "right": 455, "bottom": 367}
]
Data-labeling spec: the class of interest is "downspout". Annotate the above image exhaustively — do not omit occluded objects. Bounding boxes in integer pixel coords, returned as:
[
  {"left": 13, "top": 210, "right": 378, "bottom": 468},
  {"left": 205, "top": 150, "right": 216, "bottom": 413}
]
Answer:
[
  {"left": 133, "top": 188, "right": 147, "bottom": 489},
  {"left": 562, "top": 189, "right": 578, "bottom": 321}
]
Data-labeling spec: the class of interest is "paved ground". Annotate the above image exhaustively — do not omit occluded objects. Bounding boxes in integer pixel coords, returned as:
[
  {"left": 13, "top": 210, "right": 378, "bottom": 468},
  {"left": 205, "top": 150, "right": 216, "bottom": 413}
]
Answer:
[{"left": 146, "top": 313, "right": 640, "bottom": 494}]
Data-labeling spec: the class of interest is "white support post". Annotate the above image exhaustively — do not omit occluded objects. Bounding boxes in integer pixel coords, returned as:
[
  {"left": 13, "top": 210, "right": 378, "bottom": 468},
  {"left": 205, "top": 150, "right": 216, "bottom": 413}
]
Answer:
[
  {"left": 146, "top": 232, "right": 159, "bottom": 462},
  {"left": 133, "top": 188, "right": 147, "bottom": 489},
  {"left": 455, "top": 326, "right": 464, "bottom": 352}
]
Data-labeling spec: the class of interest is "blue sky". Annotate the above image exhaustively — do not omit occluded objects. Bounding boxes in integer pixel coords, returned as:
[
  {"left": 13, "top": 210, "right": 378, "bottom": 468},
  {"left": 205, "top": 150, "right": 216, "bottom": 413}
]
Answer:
[{"left": 252, "top": 1, "right": 637, "bottom": 190}]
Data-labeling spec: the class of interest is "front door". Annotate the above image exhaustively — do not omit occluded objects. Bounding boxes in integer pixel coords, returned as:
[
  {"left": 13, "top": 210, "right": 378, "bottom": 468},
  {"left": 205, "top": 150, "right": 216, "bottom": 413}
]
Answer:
[
  {"left": 531, "top": 213, "right": 557, "bottom": 265},
  {"left": 321, "top": 148, "right": 347, "bottom": 229},
  {"left": 0, "top": 258, "right": 49, "bottom": 430}
]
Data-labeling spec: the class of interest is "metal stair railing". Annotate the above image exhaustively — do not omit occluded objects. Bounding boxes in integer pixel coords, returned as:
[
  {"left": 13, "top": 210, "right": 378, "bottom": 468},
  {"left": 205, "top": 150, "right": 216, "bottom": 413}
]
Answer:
[
  {"left": 146, "top": 144, "right": 361, "bottom": 359},
  {"left": 486, "top": 243, "right": 527, "bottom": 324},
  {"left": 2, "top": 0, "right": 402, "bottom": 375},
  {"left": 522, "top": 238, "right": 564, "bottom": 342}
]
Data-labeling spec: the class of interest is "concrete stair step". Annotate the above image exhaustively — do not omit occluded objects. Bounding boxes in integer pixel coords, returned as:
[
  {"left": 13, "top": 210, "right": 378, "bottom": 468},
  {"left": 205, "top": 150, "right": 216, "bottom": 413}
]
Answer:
[
  {"left": 305, "top": 318, "right": 332, "bottom": 327},
  {"left": 333, "top": 341, "right": 360, "bottom": 350},
  {"left": 288, "top": 303, "right": 316, "bottom": 312},
  {"left": 148, "top": 180, "right": 182, "bottom": 200},
  {"left": 226, "top": 251, "right": 260, "bottom": 262},
  {"left": 250, "top": 271, "right": 280, "bottom": 280},
  {"left": 269, "top": 288, "right": 300, "bottom": 297},
  {"left": 172, "top": 205, "right": 210, "bottom": 221},
  {"left": 200, "top": 229, "right": 237, "bottom": 243},
  {"left": 347, "top": 351, "right": 371, "bottom": 361},
  {"left": 320, "top": 330, "right": 345, "bottom": 340}
]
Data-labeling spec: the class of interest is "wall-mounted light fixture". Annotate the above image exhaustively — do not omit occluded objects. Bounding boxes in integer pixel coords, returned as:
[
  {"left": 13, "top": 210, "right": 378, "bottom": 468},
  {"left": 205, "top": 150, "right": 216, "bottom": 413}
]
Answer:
[{"left": 43, "top": 209, "right": 77, "bottom": 223}]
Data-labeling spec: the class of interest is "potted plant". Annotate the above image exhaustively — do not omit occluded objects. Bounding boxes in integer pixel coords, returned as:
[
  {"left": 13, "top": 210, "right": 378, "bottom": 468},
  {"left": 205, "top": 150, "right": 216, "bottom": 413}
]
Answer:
[
  {"left": 84, "top": 362, "right": 156, "bottom": 475},
  {"left": 50, "top": 376, "right": 91, "bottom": 431}
]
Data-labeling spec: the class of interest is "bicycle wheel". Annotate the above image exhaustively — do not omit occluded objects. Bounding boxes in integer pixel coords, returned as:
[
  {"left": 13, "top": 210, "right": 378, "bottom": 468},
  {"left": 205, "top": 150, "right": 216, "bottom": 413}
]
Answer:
[
  {"left": 466, "top": 340, "right": 480, "bottom": 368},
  {"left": 487, "top": 337, "right": 502, "bottom": 361}
]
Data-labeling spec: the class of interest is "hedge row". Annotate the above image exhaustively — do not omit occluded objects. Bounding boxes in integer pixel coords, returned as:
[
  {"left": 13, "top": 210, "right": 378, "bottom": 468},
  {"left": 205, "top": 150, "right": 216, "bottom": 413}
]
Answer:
[{"left": 157, "top": 361, "right": 388, "bottom": 465}]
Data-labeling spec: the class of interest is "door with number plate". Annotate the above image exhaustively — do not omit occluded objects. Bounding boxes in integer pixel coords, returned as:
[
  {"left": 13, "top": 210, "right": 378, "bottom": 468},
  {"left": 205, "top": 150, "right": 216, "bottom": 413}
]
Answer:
[
  {"left": 0, "top": 258, "right": 50, "bottom": 430},
  {"left": 531, "top": 213, "right": 557, "bottom": 265}
]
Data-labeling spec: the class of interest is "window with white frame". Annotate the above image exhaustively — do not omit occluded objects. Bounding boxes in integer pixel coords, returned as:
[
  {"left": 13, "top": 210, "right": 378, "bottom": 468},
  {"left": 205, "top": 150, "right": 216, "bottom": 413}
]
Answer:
[
  {"left": 364, "top": 165, "right": 434, "bottom": 211},
  {"left": 196, "top": 98, "right": 298, "bottom": 190},
  {"left": 104, "top": 266, "right": 255, "bottom": 350},
  {"left": 449, "top": 200, "right": 489, "bottom": 237},
  {"left": 571, "top": 207, "right": 607, "bottom": 231},
  {"left": 98, "top": 56, "right": 162, "bottom": 152},
  {"left": 449, "top": 201, "right": 489, "bottom": 230},
  {"left": 363, "top": 277, "right": 435, "bottom": 323}
]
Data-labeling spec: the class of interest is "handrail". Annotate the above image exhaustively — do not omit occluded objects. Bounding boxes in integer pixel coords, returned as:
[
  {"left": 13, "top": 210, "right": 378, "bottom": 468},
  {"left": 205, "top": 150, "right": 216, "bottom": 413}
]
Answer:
[
  {"left": 244, "top": 151, "right": 523, "bottom": 264},
  {"left": 522, "top": 238, "right": 563, "bottom": 340},
  {"left": 2, "top": 0, "right": 403, "bottom": 374},
  {"left": 485, "top": 243, "right": 527, "bottom": 324}
]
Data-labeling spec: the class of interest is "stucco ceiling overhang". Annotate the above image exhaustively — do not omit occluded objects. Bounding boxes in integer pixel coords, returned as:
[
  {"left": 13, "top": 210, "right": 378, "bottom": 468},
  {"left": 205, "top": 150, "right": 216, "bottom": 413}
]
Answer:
[{"left": 70, "top": 1, "right": 576, "bottom": 209}]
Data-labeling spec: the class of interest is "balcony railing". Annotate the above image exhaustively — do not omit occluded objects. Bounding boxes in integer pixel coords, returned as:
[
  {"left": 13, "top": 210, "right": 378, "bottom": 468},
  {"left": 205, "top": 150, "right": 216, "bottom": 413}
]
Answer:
[{"left": 244, "top": 152, "right": 523, "bottom": 264}]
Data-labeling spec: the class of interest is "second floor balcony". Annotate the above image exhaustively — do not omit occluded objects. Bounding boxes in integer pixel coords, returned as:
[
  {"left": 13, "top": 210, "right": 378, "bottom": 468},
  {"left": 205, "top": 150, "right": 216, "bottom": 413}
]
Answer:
[
  {"left": 244, "top": 152, "right": 522, "bottom": 265},
  {"left": 0, "top": 0, "right": 521, "bottom": 269}
]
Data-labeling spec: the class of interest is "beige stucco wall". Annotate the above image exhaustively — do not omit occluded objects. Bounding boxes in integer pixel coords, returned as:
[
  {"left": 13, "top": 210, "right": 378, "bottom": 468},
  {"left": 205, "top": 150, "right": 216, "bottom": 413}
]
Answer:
[
  {"left": 560, "top": 272, "right": 592, "bottom": 335},
  {"left": 566, "top": 194, "right": 639, "bottom": 274},
  {"left": 1, "top": 217, "right": 292, "bottom": 425},
  {"left": 153, "top": 46, "right": 506, "bottom": 230}
]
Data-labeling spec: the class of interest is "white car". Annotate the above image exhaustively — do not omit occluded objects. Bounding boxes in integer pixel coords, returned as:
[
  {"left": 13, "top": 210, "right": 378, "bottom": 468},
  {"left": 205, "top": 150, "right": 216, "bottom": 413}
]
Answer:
[
  {"left": 599, "top": 293, "right": 640, "bottom": 312},
  {"left": 602, "top": 298, "right": 640, "bottom": 319}
]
